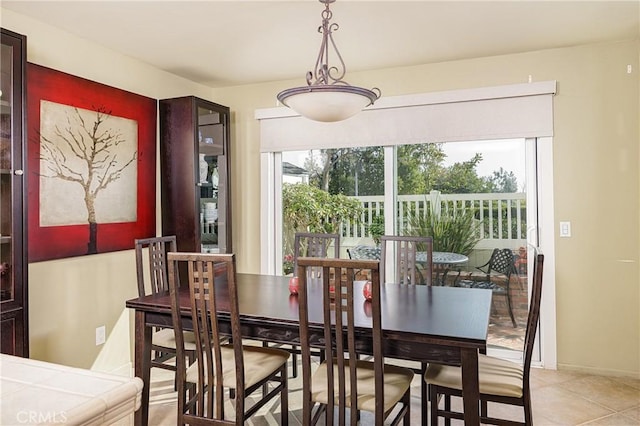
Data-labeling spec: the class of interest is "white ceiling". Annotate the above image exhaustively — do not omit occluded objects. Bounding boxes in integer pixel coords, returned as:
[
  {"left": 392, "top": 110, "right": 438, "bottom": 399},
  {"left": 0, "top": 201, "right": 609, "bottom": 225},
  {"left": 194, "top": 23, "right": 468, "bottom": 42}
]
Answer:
[{"left": 3, "top": 1, "right": 639, "bottom": 88}]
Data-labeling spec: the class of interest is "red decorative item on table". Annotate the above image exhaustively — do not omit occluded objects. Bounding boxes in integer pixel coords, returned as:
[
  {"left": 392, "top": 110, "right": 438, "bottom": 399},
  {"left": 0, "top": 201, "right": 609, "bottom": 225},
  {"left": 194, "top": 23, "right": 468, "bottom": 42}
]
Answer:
[
  {"left": 362, "top": 300, "right": 373, "bottom": 317},
  {"left": 363, "top": 280, "right": 373, "bottom": 301},
  {"left": 288, "top": 276, "right": 299, "bottom": 295}
]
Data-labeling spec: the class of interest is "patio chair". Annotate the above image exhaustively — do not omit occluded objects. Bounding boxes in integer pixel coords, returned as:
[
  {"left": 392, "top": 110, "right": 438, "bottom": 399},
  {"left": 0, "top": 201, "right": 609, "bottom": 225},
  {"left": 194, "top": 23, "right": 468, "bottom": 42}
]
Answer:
[
  {"left": 296, "top": 257, "right": 413, "bottom": 425},
  {"left": 425, "top": 251, "right": 544, "bottom": 426},
  {"left": 167, "top": 252, "right": 289, "bottom": 425},
  {"left": 456, "top": 248, "right": 519, "bottom": 327}
]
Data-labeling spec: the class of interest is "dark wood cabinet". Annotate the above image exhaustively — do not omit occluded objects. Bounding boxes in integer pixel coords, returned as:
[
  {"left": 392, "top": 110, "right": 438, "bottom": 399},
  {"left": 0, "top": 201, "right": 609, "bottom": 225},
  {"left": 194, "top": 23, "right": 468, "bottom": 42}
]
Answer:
[
  {"left": 0, "top": 28, "right": 28, "bottom": 357},
  {"left": 160, "top": 96, "right": 231, "bottom": 254}
]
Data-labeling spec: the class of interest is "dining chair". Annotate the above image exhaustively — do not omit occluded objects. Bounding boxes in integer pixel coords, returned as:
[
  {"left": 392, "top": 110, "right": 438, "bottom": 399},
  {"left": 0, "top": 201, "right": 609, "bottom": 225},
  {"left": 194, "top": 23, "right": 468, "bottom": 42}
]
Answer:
[
  {"left": 379, "top": 235, "right": 433, "bottom": 423},
  {"left": 270, "top": 231, "right": 340, "bottom": 379},
  {"left": 167, "top": 252, "right": 290, "bottom": 425},
  {"left": 296, "top": 257, "right": 414, "bottom": 425},
  {"left": 134, "top": 236, "right": 196, "bottom": 385},
  {"left": 293, "top": 232, "right": 341, "bottom": 272},
  {"left": 456, "top": 248, "right": 519, "bottom": 327},
  {"left": 425, "top": 251, "right": 544, "bottom": 426},
  {"left": 380, "top": 235, "right": 433, "bottom": 286}
]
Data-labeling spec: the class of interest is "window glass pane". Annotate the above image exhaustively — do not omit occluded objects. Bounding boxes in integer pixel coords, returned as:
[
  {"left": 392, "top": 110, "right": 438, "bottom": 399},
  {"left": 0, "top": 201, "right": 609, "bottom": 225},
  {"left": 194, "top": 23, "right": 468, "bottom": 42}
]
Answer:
[
  {"left": 0, "top": 42, "right": 13, "bottom": 302},
  {"left": 396, "top": 138, "right": 530, "bottom": 356},
  {"left": 279, "top": 139, "right": 533, "bottom": 357},
  {"left": 281, "top": 148, "right": 384, "bottom": 274}
]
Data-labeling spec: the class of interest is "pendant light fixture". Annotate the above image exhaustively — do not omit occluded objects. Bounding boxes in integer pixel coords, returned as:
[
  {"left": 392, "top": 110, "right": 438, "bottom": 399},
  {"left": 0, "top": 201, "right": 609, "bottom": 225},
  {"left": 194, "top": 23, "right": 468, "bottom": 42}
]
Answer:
[{"left": 277, "top": 0, "right": 381, "bottom": 122}]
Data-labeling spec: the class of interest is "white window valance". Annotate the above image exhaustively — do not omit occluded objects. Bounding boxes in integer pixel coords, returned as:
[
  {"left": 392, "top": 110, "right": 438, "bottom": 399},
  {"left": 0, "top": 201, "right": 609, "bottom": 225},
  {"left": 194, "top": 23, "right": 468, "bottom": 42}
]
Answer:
[{"left": 256, "top": 81, "right": 556, "bottom": 152}]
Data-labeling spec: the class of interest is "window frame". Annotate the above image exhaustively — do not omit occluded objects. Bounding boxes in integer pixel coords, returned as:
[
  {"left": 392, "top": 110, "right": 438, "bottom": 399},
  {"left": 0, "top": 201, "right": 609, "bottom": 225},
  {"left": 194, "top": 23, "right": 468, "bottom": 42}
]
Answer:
[{"left": 258, "top": 84, "right": 557, "bottom": 369}]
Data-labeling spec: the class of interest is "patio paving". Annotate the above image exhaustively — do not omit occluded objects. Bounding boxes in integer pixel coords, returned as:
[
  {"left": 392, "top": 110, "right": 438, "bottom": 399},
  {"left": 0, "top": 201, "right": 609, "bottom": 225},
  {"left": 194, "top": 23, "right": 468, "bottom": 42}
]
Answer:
[
  {"left": 481, "top": 274, "right": 528, "bottom": 352},
  {"left": 440, "top": 268, "right": 529, "bottom": 352}
]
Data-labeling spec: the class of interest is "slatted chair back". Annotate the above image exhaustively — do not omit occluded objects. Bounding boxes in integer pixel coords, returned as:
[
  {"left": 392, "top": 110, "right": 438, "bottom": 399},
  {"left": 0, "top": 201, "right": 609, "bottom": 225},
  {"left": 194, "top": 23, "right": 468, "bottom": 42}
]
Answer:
[
  {"left": 426, "top": 250, "right": 545, "bottom": 426},
  {"left": 168, "top": 253, "right": 289, "bottom": 425},
  {"left": 134, "top": 236, "right": 194, "bottom": 381},
  {"left": 297, "top": 257, "right": 399, "bottom": 425},
  {"left": 380, "top": 235, "right": 433, "bottom": 285},
  {"left": 522, "top": 251, "right": 545, "bottom": 394},
  {"left": 135, "top": 236, "right": 177, "bottom": 297},
  {"left": 168, "top": 253, "right": 245, "bottom": 424},
  {"left": 293, "top": 232, "right": 341, "bottom": 275}
]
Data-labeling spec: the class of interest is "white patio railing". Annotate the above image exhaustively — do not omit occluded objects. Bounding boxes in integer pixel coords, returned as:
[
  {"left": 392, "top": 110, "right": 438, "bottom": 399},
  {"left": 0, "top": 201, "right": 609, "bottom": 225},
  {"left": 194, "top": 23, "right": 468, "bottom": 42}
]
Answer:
[{"left": 342, "top": 190, "right": 527, "bottom": 250}]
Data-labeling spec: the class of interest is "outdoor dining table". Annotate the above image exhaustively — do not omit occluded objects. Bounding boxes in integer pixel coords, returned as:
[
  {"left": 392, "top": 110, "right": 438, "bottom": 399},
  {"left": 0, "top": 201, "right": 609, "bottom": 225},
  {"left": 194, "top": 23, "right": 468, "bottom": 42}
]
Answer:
[
  {"left": 350, "top": 245, "right": 469, "bottom": 285},
  {"left": 126, "top": 272, "right": 491, "bottom": 425},
  {"left": 430, "top": 251, "right": 469, "bottom": 285}
]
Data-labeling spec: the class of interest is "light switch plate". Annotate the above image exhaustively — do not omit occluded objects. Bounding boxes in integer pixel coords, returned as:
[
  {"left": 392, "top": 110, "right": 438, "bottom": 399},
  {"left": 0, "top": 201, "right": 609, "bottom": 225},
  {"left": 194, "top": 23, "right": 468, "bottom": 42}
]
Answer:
[
  {"left": 96, "top": 325, "right": 106, "bottom": 345},
  {"left": 559, "top": 221, "right": 571, "bottom": 237}
]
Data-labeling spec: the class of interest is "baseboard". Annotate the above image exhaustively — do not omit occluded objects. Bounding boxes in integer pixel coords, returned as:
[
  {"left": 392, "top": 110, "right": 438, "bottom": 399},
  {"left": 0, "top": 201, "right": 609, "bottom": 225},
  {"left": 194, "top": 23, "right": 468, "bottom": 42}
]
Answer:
[
  {"left": 111, "top": 361, "right": 133, "bottom": 376},
  {"left": 91, "top": 361, "right": 133, "bottom": 377},
  {"left": 557, "top": 363, "right": 640, "bottom": 379}
]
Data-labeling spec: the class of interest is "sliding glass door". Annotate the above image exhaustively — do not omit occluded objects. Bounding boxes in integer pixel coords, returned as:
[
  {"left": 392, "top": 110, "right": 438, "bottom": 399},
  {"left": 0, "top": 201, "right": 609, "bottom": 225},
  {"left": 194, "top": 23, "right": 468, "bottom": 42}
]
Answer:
[
  {"left": 394, "top": 138, "right": 540, "bottom": 360},
  {"left": 279, "top": 147, "right": 385, "bottom": 271},
  {"left": 271, "top": 138, "right": 541, "bottom": 362}
]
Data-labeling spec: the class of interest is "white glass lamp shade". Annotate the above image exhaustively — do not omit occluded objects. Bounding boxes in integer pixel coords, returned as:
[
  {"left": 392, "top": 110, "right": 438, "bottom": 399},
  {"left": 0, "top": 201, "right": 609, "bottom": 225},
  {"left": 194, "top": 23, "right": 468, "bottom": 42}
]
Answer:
[{"left": 277, "top": 85, "right": 379, "bottom": 122}]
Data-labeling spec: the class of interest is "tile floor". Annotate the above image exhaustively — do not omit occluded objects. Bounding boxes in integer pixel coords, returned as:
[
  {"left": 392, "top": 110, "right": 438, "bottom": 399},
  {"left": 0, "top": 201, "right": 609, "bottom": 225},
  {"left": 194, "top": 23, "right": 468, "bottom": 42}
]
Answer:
[{"left": 145, "top": 355, "right": 640, "bottom": 425}]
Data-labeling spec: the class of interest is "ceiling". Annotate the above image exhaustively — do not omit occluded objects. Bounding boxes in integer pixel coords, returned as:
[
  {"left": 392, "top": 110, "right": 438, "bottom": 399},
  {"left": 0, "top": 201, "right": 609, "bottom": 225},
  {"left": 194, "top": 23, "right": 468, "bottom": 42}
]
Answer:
[{"left": 3, "top": 1, "right": 639, "bottom": 88}]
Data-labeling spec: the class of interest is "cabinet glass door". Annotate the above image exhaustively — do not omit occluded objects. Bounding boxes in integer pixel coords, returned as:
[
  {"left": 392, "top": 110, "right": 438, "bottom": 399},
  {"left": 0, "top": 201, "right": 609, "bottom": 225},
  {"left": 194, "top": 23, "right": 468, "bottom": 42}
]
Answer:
[
  {"left": 0, "top": 41, "right": 14, "bottom": 302},
  {"left": 197, "top": 106, "right": 227, "bottom": 253}
]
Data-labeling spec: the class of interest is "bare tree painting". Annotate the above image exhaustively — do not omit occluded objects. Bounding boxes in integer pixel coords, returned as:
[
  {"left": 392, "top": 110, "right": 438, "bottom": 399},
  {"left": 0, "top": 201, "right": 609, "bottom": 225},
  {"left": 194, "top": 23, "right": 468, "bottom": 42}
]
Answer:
[{"left": 39, "top": 100, "right": 138, "bottom": 254}]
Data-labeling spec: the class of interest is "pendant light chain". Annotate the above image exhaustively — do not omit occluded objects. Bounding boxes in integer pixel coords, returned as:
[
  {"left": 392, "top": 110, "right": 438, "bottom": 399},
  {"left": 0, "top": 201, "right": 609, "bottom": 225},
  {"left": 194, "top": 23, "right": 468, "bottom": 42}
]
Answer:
[
  {"left": 276, "top": 0, "right": 381, "bottom": 122},
  {"left": 308, "top": 1, "right": 348, "bottom": 87}
]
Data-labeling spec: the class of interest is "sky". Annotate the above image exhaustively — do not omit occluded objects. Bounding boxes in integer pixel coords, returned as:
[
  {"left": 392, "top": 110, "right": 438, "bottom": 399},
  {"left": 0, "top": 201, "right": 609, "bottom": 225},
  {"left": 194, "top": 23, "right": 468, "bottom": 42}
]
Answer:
[
  {"left": 441, "top": 139, "right": 526, "bottom": 189},
  {"left": 283, "top": 138, "right": 527, "bottom": 190}
]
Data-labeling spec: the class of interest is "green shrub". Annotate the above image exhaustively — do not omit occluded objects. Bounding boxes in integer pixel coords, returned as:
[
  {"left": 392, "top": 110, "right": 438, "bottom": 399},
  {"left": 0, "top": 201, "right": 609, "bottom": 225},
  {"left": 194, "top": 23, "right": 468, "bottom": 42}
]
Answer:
[
  {"left": 282, "top": 183, "right": 363, "bottom": 270},
  {"left": 368, "top": 214, "right": 385, "bottom": 245},
  {"left": 405, "top": 206, "right": 482, "bottom": 255}
]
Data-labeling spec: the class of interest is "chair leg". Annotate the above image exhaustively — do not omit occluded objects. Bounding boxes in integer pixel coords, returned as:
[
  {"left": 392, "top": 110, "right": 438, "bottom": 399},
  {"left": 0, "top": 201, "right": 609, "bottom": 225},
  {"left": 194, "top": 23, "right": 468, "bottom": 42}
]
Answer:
[
  {"left": 506, "top": 291, "right": 517, "bottom": 327},
  {"left": 444, "top": 394, "right": 451, "bottom": 426},
  {"left": 429, "top": 384, "right": 439, "bottom": 426},
  {"left": 421, "top": 364, "right": 428, "bottom": 426},
  {"left": 266, "top": 341, "right": 299, "bottom": 379},
  {"left": 523, "top": 393, "right": 533, "bottom": 425},
  {"left": 403, "top": 388, "right": 411, "bottom": 426},
  {"left": 291, "top": 347, "right": 298, "bottom": 378},
  {"left": 481, "top": 398, "right": 488, "bottom": 418},
  {"left": 281, "top": 365, "right": 289, "bottom": 426}
]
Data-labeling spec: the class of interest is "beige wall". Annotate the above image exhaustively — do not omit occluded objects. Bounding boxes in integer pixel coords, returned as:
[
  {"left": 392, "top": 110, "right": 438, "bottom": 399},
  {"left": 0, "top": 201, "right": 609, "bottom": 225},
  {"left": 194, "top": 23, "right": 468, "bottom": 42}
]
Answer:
[
  {"left": 213, "top": 41, "right": 640, "bottom": 378},
  {"left": 4, "top": 8, "right": 639, "bottom": 377},
  {"left": 2, "top": 9, "right": 216, "bottom": 369}
]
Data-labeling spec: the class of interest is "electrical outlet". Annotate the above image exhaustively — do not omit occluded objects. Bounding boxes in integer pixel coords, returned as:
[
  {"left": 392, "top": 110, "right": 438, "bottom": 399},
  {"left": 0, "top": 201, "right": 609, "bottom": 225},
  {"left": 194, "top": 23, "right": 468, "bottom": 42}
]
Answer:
[
  {"left": 95, "top": 325, "right": 106, "bottom": 346},
  {"left": 559, "top": 221, "right": 571, "bottom": 237}
]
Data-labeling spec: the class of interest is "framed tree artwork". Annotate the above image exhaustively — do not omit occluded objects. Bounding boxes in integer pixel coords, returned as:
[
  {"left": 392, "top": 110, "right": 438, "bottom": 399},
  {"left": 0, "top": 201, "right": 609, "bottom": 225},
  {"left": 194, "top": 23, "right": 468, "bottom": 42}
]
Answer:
[{"left": 27, "top": 64, "right": 156, "bottom": 262}]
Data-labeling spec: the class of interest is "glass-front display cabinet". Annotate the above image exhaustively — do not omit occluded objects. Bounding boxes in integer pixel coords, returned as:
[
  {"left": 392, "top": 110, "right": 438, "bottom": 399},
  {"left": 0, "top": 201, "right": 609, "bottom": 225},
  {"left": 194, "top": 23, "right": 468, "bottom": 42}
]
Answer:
[
  {"left": 0, "top": 28, "right": 28, "bottom": 357},
  {"left": 160, "top": 96, "right": 231, "bottom": 254}
]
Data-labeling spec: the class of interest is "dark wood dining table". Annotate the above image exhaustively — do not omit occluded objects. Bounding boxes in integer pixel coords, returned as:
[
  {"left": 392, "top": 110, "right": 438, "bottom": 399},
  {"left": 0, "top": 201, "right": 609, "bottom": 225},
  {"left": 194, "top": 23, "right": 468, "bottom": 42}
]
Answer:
[{"left": 126, "top": 273, "right": 492, "bottom": 426}]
